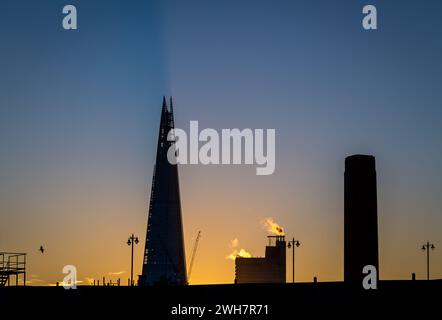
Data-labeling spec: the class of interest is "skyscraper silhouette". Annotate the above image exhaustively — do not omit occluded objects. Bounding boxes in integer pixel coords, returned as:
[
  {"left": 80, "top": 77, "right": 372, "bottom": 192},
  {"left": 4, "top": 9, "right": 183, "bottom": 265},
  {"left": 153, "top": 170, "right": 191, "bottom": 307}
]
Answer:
[
  {"left": 139, "top": 97, "right": 187, "bottom": 286},
  {"left": 344, "top": 154, "right": 379, "bottom": 285}
]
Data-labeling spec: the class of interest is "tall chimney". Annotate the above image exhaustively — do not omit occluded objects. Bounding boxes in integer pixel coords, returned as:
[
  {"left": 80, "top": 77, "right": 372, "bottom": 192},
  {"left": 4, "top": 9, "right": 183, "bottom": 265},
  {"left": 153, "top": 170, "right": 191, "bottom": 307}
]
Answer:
[{"left": 344, "top": 154, "right": 379, "bottom": 285}]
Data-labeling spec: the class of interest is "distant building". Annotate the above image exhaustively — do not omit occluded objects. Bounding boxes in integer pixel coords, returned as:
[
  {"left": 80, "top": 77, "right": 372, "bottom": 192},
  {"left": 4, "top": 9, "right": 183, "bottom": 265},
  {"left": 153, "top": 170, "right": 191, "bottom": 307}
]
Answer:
[
  {"left": 344, "top": 154, "right": 379, "bottom": 285},
  {"left": 235, "top": 236, "right": 286, "bottom": 284},
  {"left": 139, "top": 97, "right": 187, "bottom": 286}
]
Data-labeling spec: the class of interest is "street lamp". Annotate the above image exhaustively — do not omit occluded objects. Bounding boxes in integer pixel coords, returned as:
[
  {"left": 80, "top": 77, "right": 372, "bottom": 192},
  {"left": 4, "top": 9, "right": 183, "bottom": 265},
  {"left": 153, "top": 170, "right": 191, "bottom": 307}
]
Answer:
[
  {"left": 421, "top": 241, "right": 435, "bottom": 280},
  {"left": 127, "top": 234, "right": 139, "bottom": 286},
  {"left": 287, "top": 237, "right": 301, "bottom": 283}
]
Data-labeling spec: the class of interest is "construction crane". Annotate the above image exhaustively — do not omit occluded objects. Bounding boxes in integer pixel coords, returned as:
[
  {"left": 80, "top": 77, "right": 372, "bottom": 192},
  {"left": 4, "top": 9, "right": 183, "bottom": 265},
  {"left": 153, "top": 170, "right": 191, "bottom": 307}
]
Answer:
[{"left": 187, "top": 231, "right": 201, "bottom": 283}]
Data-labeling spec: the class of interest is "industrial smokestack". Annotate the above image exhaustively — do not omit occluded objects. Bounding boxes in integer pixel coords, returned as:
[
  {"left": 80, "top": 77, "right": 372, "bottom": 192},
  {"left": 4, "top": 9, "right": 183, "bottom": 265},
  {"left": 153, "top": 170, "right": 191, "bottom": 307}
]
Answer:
[{"left": 344, "top": 154, "right": 379, "bottom": 286}]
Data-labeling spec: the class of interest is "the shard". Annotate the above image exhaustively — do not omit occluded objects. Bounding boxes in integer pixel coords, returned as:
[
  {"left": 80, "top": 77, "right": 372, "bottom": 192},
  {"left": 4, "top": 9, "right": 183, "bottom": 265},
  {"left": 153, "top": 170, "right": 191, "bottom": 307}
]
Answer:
[{"left": 139, "top": 96, "right": 187, "bottom": 286}]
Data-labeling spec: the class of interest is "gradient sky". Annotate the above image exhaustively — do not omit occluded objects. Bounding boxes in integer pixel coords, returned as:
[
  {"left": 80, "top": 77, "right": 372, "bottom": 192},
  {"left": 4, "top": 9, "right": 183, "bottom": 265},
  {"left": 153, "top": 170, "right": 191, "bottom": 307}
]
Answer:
[{"left": 1, "top": 0, "right": 441, "bottom": 286}]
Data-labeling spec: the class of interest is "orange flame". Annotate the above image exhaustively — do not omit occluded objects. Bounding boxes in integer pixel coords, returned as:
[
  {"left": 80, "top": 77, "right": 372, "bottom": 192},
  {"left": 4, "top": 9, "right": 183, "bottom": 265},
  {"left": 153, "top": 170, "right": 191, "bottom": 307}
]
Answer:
[
  {"left": 261, "top": 217, "right": 284, "bottom": 235},
  {"left": 226, "top": 249, "right": 252, "bottom": 260}
]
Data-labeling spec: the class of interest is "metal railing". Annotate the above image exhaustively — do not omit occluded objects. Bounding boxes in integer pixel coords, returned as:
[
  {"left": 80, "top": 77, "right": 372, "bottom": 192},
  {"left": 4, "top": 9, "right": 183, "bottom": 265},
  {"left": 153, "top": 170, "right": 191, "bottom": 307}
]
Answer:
[{"left": 0, "top": 252, "right": 27, "bottom": 286}]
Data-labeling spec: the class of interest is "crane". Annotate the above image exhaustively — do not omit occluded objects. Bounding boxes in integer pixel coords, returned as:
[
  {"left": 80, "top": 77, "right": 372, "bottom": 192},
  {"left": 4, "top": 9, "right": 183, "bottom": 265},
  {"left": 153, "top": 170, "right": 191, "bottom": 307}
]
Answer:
[{"left": 187, "top": 231, "right": 201, "bottom": 283}]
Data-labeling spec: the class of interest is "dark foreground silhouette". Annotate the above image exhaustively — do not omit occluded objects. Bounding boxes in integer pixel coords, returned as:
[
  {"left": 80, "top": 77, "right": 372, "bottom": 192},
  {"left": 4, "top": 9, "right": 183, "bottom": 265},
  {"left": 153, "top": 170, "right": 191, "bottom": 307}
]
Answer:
[{"left": 1, "top": 280, "right": 441, "bottom": 317}]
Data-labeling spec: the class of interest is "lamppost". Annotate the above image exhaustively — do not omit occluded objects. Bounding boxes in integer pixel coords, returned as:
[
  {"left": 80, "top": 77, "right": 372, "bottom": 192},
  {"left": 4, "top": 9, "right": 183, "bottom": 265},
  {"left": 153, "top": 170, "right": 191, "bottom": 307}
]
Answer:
[
  {"left": 127, "top": 234, "right": 139, "bottom": 286},
  {"left": 287, "top": 237, "right": 301, "bottom": 283},
  {"left": 421, "top": 241, "right": 435, "bottom": 280}
]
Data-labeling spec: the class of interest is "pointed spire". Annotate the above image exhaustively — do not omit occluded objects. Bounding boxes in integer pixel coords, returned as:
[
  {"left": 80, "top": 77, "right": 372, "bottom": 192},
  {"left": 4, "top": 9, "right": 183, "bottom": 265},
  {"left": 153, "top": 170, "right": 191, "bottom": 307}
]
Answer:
[
  {"left": 169, "top": 96, "right": 174, "bottom": 114},
  {"left": 162, "top": 96, "right": 168, "bottom": 112}
]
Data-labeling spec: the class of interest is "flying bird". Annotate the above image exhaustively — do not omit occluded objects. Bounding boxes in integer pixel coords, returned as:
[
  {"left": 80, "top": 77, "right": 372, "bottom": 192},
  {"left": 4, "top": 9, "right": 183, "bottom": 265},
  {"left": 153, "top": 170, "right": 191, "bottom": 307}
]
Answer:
[{"left": 39, "top": 246, "right": 44, "bottom": 254}]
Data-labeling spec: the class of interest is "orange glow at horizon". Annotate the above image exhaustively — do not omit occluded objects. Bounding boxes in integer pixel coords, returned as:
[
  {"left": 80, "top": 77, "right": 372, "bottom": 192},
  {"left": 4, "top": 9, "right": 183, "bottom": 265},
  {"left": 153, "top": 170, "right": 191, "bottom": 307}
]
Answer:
[{"left": 2, "top": 156, "right": 442, "bottom": 286}]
